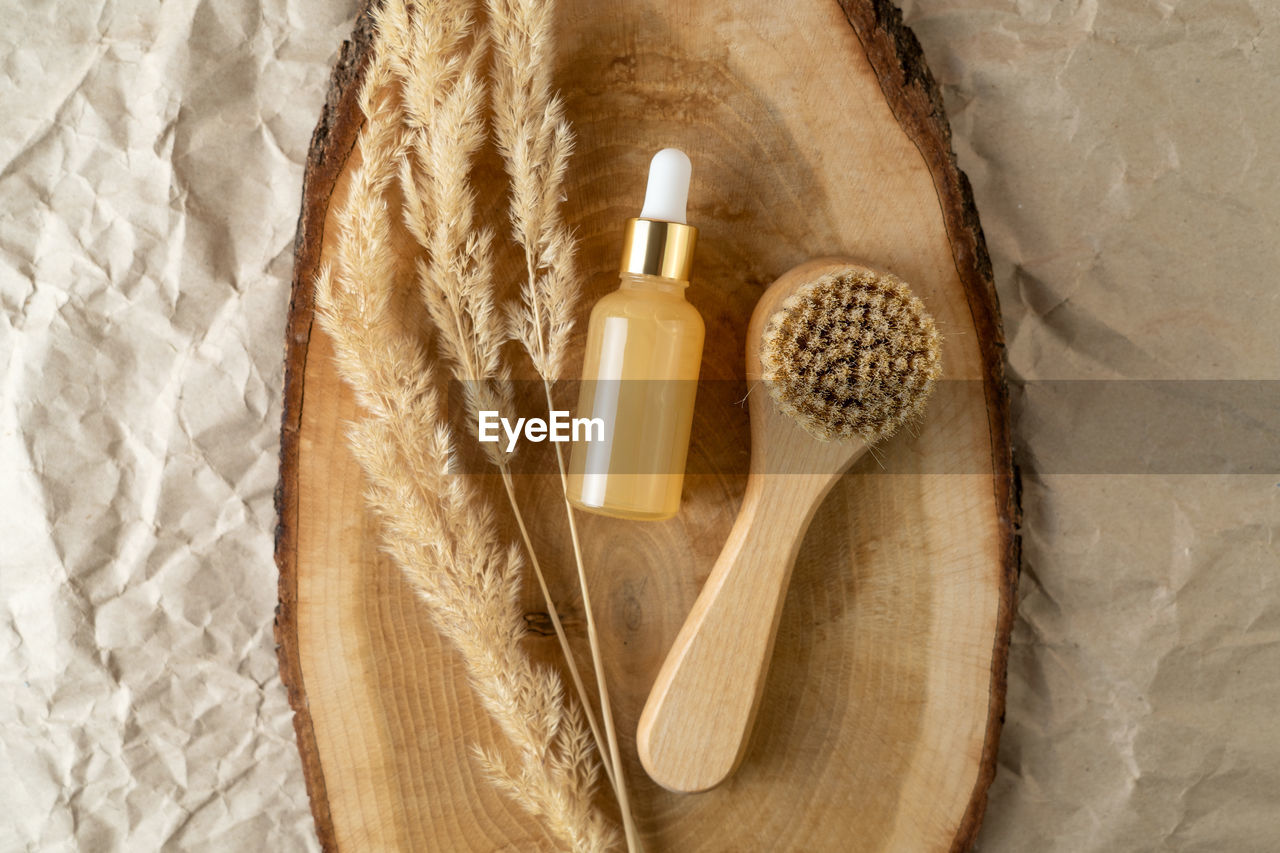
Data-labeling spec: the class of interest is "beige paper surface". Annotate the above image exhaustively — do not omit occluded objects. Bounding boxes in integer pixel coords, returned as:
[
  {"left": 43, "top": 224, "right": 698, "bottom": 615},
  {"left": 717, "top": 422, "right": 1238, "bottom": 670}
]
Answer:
[
  {"left": 1, "top": 0, "right": 1275, "bottom": 850},
  {"left": 903, "top": 0, "right": 1280, "bottom": 849},
  {"left": 0, "top": 1, "right": 358, "bottom": 848}
]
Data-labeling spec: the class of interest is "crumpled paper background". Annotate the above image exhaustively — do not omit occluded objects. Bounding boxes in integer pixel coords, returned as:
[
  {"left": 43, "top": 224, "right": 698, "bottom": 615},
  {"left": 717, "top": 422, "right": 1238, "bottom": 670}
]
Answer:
[
  {"left": 0, "top": 1, "right": 356, "bottom": 848},
  {"left": 904, "top": 1, "right": 1280, "bottom": 849},
  {"left": 1, "top": 0, "right": 1276, "bottom": 850}
]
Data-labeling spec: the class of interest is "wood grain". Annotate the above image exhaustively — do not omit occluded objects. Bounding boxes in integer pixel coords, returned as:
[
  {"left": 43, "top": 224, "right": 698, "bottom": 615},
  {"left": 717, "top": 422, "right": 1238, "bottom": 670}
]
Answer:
[{"left": 275, "top": 1, "right": 1019, "bottom": 850}]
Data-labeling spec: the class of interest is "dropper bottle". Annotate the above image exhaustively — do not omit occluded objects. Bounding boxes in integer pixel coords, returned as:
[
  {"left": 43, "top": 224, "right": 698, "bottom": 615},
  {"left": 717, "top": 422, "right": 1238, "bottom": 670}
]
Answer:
[{"left": 568, "top": 149, "right": 704, "bottom": 521}]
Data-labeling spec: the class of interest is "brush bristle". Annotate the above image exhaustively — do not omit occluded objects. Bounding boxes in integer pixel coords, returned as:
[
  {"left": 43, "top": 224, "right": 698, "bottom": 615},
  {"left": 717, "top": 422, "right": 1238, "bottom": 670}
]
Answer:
[{"left": 760, "top": 268, "right": 941, "bottom": 442}]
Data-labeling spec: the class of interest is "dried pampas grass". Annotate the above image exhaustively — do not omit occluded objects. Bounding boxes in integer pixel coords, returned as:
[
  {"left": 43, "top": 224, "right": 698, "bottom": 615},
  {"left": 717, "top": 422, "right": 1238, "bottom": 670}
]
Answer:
[
  {"left": 376, "top": 0, "right": 623, "bottom": 816},
  {"left": 486, "top": 0, "right": 578, "bottom": 383},
  {"left": 481, "top": 1, "right": 645, "bottom": 845},
  {"left": 312, "top": 11, "right": 619, "bottom": 851},
  {"left": 485, "top": 0, "right": 642, "bottom": 848},
  {"left": 379, "top": 0, "right": 510, "bottom": 454}
]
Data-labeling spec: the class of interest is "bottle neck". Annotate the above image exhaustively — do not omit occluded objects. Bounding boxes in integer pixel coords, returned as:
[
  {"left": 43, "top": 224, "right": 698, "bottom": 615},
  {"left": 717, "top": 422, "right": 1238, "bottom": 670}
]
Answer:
[{"left": 619, "top": 271, "right": 689, "bottom": 297}]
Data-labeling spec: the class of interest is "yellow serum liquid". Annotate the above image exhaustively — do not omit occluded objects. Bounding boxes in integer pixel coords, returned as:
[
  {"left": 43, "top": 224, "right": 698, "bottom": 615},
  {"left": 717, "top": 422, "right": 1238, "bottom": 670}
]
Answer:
[{"left": 568, "top": 272, "right": 705, "bottom": 520}]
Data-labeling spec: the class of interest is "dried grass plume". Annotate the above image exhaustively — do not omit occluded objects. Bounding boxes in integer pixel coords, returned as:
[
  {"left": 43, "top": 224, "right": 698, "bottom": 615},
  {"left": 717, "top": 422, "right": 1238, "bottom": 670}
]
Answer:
[
  {"left": 312, "top": 6, "right": 619, "bottom": 849},
  {"left": 485, "top": 0, "right": 644, "bottom": 849},
  {"left": 486, "top": 0, "right": 579, "bottom": 381}
]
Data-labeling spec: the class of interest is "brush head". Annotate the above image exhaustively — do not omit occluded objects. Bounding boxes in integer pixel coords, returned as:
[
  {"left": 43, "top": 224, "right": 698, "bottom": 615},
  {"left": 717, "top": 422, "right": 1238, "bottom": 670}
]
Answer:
[{"left": 759, "top": 267, "right": 941, "bottom": 442}]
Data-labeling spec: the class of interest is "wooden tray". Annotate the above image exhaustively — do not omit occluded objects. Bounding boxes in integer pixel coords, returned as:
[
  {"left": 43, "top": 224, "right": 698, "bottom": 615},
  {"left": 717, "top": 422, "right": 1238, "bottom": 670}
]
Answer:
[{"left": 275, "top": 1, "right": 1019, "bottom": 849}]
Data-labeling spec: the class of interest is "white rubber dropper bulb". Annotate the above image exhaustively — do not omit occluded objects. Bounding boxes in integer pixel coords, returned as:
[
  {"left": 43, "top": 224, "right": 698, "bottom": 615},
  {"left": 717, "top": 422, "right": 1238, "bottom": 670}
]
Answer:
[{"left": 639, "top": 148, "right": 692, "bottom": 224}]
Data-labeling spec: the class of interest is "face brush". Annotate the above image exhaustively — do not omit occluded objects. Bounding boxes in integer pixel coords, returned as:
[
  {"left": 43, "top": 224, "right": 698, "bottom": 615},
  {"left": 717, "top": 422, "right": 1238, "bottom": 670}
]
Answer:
[{"left": 636, "top": 257, "right": 942, "bottom": 793}]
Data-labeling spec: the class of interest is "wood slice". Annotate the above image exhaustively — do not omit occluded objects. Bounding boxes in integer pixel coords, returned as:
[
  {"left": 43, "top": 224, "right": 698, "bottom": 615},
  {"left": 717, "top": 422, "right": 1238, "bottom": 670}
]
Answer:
[{"left": 274, "top": 1, "right": 1019, "bottom": 851}]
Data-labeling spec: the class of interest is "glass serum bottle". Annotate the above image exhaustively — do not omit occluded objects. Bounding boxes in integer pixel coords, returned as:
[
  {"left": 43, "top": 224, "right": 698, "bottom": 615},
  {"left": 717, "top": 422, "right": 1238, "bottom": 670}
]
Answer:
[{"left": 567, "top": 149, "right": 704, "bottom": 521}]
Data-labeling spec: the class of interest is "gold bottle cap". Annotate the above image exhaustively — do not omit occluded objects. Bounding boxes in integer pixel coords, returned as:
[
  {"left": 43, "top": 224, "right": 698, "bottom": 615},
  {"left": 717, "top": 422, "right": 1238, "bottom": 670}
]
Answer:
[{"left": 620, "top": 218, "right": 698, "bottom": 281}]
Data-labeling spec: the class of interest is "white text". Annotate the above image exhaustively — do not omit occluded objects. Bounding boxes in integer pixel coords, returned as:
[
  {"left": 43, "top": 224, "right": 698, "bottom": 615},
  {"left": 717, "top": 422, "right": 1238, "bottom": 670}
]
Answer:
[{"left": 478, "top": 410, "right": 605, "bottom": 452}]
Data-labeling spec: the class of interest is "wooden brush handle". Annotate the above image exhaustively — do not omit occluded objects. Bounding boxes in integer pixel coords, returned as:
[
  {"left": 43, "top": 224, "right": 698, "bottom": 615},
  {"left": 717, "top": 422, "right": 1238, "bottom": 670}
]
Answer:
[
  {"left": 637, "top": 472, "right": 836, "bottom": 792},
  {"left": 638, "top": 258, "right": 873, "bottom": 792}
]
